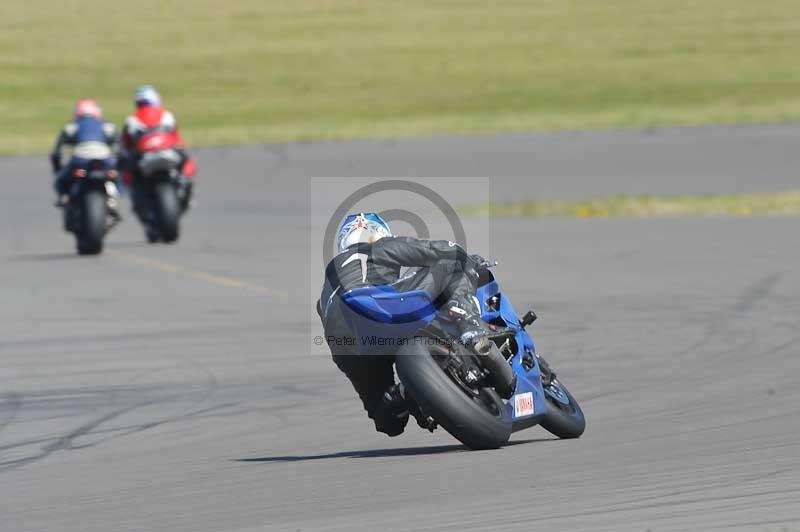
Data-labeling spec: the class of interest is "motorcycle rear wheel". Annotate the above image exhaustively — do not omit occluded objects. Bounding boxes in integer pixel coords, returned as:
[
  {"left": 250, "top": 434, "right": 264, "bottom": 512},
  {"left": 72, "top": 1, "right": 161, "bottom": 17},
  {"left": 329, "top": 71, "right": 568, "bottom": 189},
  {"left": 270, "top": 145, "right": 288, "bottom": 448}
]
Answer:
[
  {"left": 396, "top": 341, "right": 512, "bottom": 450},
  {"left": 76, "top": 190, "right": 106, "bottom": 255},
  {"left": 154, "top": 182, "right": 180, "bottom": 243}
]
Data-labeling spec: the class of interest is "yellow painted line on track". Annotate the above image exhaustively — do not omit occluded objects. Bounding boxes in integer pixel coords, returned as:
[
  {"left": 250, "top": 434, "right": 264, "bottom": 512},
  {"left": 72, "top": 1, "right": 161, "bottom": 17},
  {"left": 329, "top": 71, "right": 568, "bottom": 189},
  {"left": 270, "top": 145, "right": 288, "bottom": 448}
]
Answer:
[{"left": 110, "top": 251, "right": 289, "bottom": 300}]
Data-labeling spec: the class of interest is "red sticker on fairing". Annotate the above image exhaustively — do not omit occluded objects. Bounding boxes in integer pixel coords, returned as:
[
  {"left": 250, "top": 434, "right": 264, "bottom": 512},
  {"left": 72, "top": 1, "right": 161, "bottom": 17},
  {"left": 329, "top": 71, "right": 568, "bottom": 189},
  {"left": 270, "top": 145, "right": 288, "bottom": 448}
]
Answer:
[{"left": 514, "top": 392, "right": 534, "bottom": 417}]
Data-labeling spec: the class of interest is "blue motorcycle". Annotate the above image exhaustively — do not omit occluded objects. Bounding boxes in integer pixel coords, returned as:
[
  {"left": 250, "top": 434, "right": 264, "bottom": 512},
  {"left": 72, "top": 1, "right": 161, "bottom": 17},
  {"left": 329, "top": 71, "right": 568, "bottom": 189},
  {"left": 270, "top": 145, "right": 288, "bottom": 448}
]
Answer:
[{"left": 340, "top": 263, "right": 585, "bottom": 449}]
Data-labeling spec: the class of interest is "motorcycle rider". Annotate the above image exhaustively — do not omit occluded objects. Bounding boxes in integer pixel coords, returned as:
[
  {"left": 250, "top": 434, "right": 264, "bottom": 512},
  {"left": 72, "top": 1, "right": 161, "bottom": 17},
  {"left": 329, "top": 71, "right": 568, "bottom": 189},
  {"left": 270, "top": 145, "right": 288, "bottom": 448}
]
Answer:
[
  {"left": 50, "top": 99, "right": 120, "bottom": 215},
  {"left": 119, "top": 85, "right": 195, "bottom": 220},
  {"left": 318, "top": 212, "right": 512, "bottom": 437}
]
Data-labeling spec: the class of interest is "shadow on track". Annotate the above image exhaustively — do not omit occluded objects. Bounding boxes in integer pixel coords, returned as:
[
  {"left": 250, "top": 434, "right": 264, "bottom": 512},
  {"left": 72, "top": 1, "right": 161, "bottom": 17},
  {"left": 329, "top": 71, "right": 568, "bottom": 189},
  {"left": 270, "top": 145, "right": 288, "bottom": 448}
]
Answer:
[{"left": 235, "top": 438, "right": 553, "bottom": 463}]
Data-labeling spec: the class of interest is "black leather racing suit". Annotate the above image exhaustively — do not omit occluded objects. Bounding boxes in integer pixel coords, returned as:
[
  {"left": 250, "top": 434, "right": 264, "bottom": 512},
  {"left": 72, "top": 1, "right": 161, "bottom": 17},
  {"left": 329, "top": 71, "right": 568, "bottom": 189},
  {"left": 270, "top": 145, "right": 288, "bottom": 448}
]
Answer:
[{"left": 319, "top": 236, "right": 481, "bottom": 436}]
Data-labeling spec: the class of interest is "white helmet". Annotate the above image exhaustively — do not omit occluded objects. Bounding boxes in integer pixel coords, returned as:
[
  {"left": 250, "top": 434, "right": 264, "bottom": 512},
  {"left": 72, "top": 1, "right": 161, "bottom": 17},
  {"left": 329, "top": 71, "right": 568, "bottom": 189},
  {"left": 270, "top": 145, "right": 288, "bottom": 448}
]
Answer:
[
  {"left": 134, "top": 85, "right": 161, "bottom": 108},
  {"left": 337, "top": 212, "right": 392, "bottom": 253}
]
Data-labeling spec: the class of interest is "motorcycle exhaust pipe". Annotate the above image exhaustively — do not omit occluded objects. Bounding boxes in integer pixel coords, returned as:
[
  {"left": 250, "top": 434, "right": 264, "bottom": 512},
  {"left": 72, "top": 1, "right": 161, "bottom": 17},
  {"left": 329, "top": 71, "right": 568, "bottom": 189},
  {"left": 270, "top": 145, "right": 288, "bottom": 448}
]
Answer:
[{"left": 474, "top": 339, "right": 517, "bottom": 399}]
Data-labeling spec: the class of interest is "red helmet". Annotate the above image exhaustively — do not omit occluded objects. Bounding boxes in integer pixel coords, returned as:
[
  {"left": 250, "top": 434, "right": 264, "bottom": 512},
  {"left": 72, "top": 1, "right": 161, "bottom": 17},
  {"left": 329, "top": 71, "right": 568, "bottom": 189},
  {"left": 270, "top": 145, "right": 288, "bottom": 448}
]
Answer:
[{"left": 74, "top": 99, "right": 103, "bottom": 119}]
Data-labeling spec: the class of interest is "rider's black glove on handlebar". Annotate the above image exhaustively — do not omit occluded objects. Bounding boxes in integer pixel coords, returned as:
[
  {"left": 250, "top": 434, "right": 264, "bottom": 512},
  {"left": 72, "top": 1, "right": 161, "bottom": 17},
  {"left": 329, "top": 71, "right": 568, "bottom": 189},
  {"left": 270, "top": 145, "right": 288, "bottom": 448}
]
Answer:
[{"left": 466, "top": 253, "right": 492, "bottom": 286}]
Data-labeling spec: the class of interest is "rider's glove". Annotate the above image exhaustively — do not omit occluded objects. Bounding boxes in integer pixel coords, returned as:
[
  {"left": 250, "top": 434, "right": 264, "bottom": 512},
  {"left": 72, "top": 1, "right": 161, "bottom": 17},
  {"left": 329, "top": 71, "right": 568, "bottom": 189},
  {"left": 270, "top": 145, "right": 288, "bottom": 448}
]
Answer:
[
  {"left": 468, "top": 254, "right": 492, "bottom": 270},
  {"left": 466, "top": 253, "right": 492, "bottom": 285}
]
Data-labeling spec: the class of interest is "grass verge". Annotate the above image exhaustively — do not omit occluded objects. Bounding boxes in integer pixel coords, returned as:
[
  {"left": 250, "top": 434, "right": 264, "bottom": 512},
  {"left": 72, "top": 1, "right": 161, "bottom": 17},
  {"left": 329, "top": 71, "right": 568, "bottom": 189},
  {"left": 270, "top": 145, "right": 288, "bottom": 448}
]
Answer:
[
  {"left": 3, "top": 1, "right": 800, "bottom": 153},
  {"left": 472, "top": 191, "right": 800, "bottom": 218}
]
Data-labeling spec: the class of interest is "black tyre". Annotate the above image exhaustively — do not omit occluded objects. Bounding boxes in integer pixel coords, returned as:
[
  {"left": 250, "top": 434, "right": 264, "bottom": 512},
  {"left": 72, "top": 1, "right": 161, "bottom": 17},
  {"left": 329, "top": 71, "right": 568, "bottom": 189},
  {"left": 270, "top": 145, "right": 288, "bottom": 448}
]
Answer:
[
  {"left": 76, "top": 190, "right": 106, "bottom": 255},
  {"left": 145, "top": 225, "right": 160, "bottom": 243},
  {"left": 154, "top": 182, "right": 180, "bottom": 243},
  {"left": 540, "top": 378, "right": 585, "bottom": 439},
  {"left": 395, "top": 341, "right": 512, "bottom": 450}
]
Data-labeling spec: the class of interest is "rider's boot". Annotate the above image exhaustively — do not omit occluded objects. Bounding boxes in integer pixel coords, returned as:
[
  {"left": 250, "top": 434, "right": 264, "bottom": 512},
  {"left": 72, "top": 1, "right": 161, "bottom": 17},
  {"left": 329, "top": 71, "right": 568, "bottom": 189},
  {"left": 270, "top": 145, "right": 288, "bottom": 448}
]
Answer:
[
  {"left": 54, "top": 194, "right": 69, "bottom": 208},
  {"left": 177, "top": 177, "right": 193, "bottom": 212},
  {"left": 106, "top": 182, "right": 122, "bottom": 225},
  {"left": 382, "top": 382, "right": 405, "bottom": 406},
  {"left": 385, "top": 383, "right": 437, "bottom": 432},
  {"left": 59, "top": 196, "right": 74, "bottom": 232},
  {"left": 372, "top": 383, "right": 409, "bottom": 437}
]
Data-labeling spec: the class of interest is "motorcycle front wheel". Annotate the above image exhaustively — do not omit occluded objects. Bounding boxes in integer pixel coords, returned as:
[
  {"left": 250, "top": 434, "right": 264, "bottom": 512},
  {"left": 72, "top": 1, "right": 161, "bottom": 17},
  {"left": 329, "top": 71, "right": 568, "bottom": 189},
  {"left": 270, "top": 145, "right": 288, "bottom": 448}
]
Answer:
[{"left": 540, "top": 377, "right": 585, "bottom": 439}]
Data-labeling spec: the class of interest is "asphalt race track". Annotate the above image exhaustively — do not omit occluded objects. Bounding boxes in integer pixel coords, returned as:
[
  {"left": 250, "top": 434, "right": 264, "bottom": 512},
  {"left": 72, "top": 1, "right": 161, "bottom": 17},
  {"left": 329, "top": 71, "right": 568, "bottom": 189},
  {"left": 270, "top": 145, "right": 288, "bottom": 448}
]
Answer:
[{"left": 2, "top": 125, "right": 799, "bottom": 531}]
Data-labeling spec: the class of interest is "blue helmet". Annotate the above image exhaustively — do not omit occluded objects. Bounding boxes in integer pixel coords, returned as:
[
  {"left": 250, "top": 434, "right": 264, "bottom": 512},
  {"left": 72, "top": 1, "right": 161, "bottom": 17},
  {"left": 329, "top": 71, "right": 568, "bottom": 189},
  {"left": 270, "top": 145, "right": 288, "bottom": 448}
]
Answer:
[
  {"left": 337, "top": 212, "right": 392, "bottom": 253},
  {"left": 134, "top": 85, "right": 161, "bottom": 108}
]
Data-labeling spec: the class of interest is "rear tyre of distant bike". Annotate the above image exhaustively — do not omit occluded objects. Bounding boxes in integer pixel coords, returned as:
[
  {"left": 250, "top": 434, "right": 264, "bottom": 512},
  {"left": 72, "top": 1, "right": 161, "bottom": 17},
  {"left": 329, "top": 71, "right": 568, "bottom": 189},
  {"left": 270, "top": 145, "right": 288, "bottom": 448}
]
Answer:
[
  {"left": 76, "top": 190, "right": 106, "bottom": 255},
  {"left": 396, "top": 341, "right": 512, "bottom": 450},
  {"left": 154, "top": 182, "right": 180, "bottom": 243},
  {"left": 540, "top": 377, "right": 585, "bottom": 439}
]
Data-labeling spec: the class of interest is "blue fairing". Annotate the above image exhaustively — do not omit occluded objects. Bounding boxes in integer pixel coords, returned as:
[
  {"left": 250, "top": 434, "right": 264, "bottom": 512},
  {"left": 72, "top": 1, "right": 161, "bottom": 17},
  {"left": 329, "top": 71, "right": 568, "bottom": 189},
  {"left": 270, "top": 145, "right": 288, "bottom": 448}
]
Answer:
[
  {"left": 342, "top": 275, "right": 547, "bottom": 430},
  {"left": 475, "top": 280, "right": 547, "bottom": 430},
  {"left": 340, "top": 286, "right": 436, "bottom": 355},
  {"left": 342, "top": 285, "right": 436, "bottom": 325}
]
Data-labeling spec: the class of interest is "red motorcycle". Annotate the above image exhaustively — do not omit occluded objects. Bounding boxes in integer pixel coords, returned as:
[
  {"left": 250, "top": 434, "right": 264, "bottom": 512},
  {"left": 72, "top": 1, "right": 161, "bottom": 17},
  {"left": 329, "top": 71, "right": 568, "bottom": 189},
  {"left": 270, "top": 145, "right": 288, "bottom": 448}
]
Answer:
[{"left": 133, "top": 130, "right": 195, "bottom": 243}]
